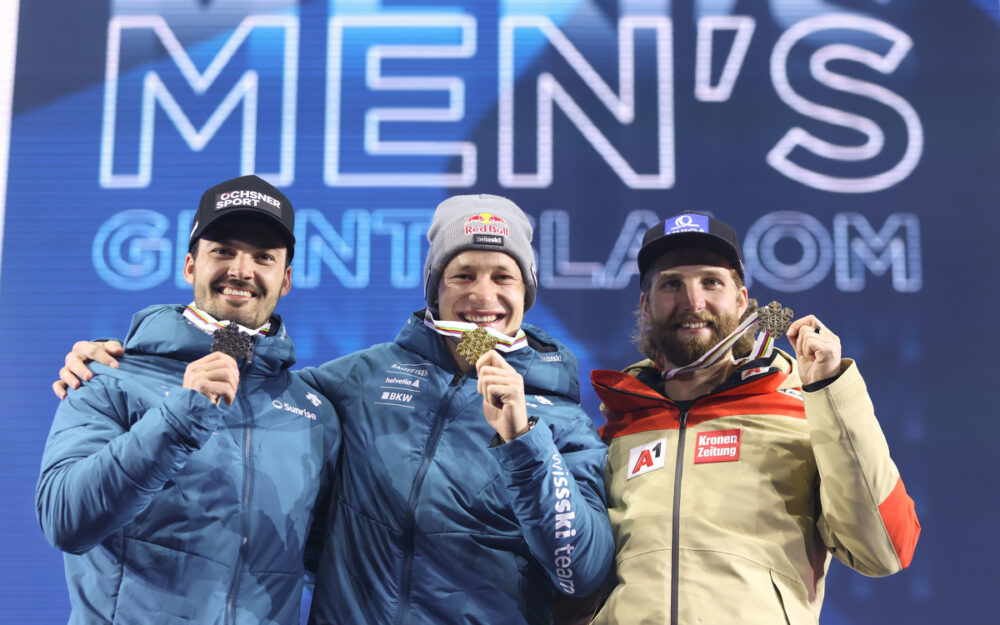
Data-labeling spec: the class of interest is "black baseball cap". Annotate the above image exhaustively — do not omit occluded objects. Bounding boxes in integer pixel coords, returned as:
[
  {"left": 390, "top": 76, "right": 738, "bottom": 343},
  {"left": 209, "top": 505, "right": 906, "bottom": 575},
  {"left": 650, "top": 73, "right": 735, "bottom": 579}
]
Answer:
[
  {"left": 189, "top": 174, "right": 296, "bottom": 258},
  {"left": 637, "top": 212, "right": 744, "bottom": 284}
]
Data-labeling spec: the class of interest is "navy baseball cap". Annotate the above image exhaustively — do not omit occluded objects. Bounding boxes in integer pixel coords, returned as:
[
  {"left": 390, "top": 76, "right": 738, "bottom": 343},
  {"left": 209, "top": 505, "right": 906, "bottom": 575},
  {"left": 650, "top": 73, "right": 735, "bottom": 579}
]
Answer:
[
  {"left": 637, "top": 212, "right": 744, "bottom": 284},
  {"left": 189, "top": 174, "right": 295, "bottom": 259}
]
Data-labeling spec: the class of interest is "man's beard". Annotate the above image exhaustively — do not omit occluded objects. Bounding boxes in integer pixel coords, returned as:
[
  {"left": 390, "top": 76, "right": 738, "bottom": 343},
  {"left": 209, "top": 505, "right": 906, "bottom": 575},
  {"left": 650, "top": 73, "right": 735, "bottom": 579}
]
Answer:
[
  {"left": 198, "top": 278, "right": 273, "bottom": 329},
  {"left": 636, "top": 301, "right": 758, "bottom": 368}
]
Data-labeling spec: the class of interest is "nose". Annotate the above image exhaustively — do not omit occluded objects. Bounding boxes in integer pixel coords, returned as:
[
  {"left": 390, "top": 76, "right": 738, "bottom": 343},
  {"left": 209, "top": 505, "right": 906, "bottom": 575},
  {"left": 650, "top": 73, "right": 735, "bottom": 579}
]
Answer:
[
  {"left": 469, "top": 276, "right": 497, "bottom": 304},
  {"left": 227, "top": 252, "right": 254, "bottom": 281},
  {"left": 678, "top": 282, "right": 706, "bottom": 312}
]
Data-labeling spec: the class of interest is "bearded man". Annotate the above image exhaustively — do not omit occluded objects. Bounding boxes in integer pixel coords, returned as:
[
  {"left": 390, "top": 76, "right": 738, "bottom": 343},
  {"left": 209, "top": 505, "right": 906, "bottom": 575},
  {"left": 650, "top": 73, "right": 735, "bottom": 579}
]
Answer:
[{"left": 583, "top": 211, "right": 920, "bottom": 625}]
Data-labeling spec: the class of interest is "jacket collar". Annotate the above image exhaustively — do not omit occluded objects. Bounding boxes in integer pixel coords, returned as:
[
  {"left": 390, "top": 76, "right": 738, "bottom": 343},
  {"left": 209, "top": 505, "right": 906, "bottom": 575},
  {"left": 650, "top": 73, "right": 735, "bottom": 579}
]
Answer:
[
  {"left": 395, "top": 309, "right": 581, "bottom": 402},
  {"left": 593, "top": 349, "right": 799, "bottom": 407},
  {"left": 122, "top": 304, "right": 296, "bottom": 374}
]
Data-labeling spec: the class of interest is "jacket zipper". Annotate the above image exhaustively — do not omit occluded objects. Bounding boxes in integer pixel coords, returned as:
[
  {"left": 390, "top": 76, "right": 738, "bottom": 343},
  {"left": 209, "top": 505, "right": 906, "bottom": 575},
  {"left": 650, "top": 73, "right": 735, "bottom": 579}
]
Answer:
[
  {"left": 226, "top": 342, "right": 257, "bottom": 625},
  {"left": 393, "top": 371, "right": 466, "bottom": 624},
  {"left": 670, "top": 406, "right": 689, "bottom": 625}
]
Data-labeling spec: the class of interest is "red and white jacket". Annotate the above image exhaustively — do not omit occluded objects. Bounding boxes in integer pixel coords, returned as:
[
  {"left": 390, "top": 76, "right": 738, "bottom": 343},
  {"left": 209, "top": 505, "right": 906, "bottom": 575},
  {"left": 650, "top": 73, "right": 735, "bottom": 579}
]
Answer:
[{"left": 588, "top": 351, "right": 919, "bottom": 625}]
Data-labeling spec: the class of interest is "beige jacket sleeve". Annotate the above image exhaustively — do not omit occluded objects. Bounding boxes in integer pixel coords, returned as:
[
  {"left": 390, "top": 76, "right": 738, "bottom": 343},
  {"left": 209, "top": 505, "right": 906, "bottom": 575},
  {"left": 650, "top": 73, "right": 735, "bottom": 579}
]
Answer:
[{"left": 800, "top": 359, "right": 920, "bottom": 576}]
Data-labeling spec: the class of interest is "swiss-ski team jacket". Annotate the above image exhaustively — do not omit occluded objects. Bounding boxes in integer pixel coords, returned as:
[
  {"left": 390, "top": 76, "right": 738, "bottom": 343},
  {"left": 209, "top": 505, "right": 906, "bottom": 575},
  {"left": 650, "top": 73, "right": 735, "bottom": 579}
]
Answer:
[
  {"left": 36, "top": 305, "right": 340, "bottom": 625},
  {"left": 298, "top": 310, "right": 614, "bottom": 625},
  {"left": 589, "top": 351, "right": 920, "bottom": 625}
]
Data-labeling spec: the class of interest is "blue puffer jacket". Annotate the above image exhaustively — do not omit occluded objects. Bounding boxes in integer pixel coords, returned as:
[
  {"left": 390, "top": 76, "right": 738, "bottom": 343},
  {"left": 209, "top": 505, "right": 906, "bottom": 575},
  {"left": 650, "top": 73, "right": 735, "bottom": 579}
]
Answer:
[
  {"left": 300, "top": 310, "right": 613, "bottom": 625},
  {"left": 36, "top": 305, "right": 340, "bottom": 625}
]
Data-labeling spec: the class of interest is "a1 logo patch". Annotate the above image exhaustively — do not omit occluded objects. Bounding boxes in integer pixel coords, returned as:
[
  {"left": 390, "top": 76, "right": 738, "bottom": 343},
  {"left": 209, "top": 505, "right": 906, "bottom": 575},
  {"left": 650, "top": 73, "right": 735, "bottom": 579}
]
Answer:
[
  {"left": 693, "top": 429, "right": 741, "bottom": 464},
  {"left": 627, "top": 437, "right": 667, "bottom": 480}
]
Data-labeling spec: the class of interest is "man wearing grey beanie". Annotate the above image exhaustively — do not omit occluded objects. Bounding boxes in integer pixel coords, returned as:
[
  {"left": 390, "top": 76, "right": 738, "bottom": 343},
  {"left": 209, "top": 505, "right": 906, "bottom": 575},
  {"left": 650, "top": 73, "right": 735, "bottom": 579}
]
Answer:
[
  {"left": 55, "top": 193, "right": 613, "bottom": 625},
  {"left": 301, "top": 194, "right": 613, "bottom": 625}
]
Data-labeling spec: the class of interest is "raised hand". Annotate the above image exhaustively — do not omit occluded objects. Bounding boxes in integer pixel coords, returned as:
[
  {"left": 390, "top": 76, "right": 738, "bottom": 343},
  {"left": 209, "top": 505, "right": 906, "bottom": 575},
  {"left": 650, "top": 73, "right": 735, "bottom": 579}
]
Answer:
[
  {"left": 786, "top": 315, "right": 842, "bottom": 386},
  {"left": 183, "top": 352, "right": 240, "bottom": 406},
  {"left": 476, "top": 350, "right": 530, "bottom": 443}
]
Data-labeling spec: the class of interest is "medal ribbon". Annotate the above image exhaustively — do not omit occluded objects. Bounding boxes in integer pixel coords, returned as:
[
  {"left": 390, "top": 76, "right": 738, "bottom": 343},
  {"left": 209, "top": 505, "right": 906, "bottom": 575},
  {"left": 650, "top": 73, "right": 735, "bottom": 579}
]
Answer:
[
  {"left": 183, "top": 303, "right": 271, "bottom": 337},
  {"left": 423, "top": 309, "right": 528, "bottom": 353},
  {"left": 661, "top": 309, "right": 775, "bottom": 381}
]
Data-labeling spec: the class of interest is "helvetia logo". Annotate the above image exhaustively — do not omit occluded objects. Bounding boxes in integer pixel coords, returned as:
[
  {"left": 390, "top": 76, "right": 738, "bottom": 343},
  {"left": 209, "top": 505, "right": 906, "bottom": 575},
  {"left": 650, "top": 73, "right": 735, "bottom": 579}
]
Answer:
[{"left": 384, "top": 376, "right": 420, "bottom": 388}]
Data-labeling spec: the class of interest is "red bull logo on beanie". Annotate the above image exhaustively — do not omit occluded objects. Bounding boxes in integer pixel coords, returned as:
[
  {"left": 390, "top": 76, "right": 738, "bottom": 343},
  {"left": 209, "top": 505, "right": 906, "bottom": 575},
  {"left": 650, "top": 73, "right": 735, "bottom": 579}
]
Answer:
[{"left": 464, "top": 213, "right": 509, "bottom": 237}]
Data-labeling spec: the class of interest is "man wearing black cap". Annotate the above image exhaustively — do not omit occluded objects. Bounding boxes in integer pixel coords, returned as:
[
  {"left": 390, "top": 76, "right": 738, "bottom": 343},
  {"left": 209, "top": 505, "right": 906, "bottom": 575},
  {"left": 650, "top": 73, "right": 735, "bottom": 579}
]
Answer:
[
  {"left": 36, "top": 175, "right": 340, "bottom": 624},
  {"left": 579, "top": 212, "right": 921, "bottom": 624}
]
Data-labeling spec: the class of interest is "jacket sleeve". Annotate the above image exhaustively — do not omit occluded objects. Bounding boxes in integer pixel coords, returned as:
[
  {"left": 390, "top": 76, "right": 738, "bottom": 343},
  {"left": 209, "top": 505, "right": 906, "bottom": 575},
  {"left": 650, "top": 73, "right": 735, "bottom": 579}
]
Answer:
[
  {"left": 803, "top": 360, "right": 920, "bottom": 576},
  {"left": 303, "top": 422, "right": 341, "bottom": 580},
  {"left": 294, "top": 359, "right": 352, "bottom": 409},
  {"left": 487, "top": 409, "right": 614, "bottom": 597},
  {"left": 294, "top": 362, "right": 348, "bottom": 582},
  {"left": 35, "top": 375, "right": 223, "bottom": 554}
]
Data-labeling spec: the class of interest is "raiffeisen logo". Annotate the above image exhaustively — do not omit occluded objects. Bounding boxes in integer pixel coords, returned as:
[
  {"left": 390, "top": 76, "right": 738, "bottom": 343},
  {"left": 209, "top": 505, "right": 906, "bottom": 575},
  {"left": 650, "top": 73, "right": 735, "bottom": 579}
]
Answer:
[{"left": 464, "top": 213, "right": 509, "bottom": 237}]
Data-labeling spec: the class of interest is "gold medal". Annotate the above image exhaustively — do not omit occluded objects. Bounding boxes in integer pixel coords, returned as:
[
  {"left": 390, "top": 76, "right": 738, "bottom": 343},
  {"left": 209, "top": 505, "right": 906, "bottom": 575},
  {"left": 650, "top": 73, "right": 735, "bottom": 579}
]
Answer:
[
  {"left": 757, "top": 300, "right": 794, "bottom": 335},
  {"left": 456, "top": 327, "right": 498, "bottom": 366}
]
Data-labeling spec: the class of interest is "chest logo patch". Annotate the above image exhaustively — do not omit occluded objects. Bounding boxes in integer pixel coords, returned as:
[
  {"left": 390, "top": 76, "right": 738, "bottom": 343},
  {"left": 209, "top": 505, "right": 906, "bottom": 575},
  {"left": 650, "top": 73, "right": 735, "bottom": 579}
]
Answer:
[
  {"left": 693, "top": 429, "right": 741, "bottom": 464},
  {"left": 778, "top": 388, "right": 803, "bottom": 401},
  {"left": 627, "top": 437, "right": 667, "bottom": 480},
  {"left": 741, "top": 367, "right": 770, "bottom": 380}
]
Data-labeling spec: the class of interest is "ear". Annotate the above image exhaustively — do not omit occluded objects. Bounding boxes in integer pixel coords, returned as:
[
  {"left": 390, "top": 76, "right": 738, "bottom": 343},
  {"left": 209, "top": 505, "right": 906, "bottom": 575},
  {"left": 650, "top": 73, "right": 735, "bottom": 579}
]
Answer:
[
  {"left": 639, "top": 291, "right": 651, "bottom": 322},
  {"left": 737, "top": 285, "right": 749, "bottom": 317},
  {"left": 183, "top": 252, "right": 196, "bottom": 286},
  {"left": 279, "top": 264, "right": 292, "bottom": 297}
]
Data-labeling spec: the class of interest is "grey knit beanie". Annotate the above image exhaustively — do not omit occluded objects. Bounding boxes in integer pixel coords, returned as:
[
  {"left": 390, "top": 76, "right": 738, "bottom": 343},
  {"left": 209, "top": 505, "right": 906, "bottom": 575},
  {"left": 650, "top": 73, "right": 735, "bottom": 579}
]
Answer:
[{"left": 423, "top": 194, "right": 538, "bottom": 312}]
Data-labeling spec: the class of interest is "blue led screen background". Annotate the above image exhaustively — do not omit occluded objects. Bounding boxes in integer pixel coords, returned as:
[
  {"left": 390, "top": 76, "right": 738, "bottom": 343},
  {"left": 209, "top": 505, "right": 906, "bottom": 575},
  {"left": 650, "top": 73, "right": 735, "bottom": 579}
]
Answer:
[{"left": 1, "top": 1, "right": 996, "bottom": 623}]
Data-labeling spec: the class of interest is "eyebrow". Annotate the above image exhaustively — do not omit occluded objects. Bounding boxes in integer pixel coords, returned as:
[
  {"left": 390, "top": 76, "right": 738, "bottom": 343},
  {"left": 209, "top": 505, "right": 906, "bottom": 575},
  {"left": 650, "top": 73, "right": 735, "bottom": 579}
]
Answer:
[
  {"left": 656, "top": 267, "right": 730, "bottom": 279},
  {"left": 208, "top": 238, "right": 284, "bottom": 251},
  {"left": 450, "top": 263, "right": 518, "bottom": 273}
]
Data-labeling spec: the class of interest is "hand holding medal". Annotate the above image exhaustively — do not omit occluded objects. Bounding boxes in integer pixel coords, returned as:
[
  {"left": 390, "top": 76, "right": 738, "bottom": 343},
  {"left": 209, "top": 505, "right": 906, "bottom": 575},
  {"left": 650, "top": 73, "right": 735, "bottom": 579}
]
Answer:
[
  {"left": 181, "top": 324, "right": 249, "bottom": 406},
  {"left": 786, "top": 313, "right": 842, "bottom": 385},
  {"left": 474, "top": 348, "right": 530, "bottom": 443},
  {"left": 754, "top": 302, "right": 842, "bottom": 385},
  {"left": 422, "top": 310, "right": 532, "bottom": 441},
  {"left": 455, "top": 327, "right": 529, "bottom": 441}
]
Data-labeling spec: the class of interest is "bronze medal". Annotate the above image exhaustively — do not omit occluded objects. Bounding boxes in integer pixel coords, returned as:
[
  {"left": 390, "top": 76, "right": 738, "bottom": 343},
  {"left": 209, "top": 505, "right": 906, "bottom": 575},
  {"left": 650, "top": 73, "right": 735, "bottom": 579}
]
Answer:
[{"left": 757, "top": 300, "right": 794, "bottom": 335}]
